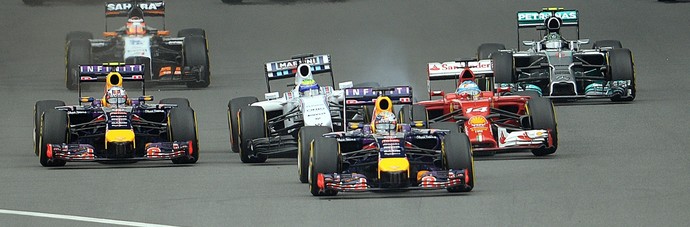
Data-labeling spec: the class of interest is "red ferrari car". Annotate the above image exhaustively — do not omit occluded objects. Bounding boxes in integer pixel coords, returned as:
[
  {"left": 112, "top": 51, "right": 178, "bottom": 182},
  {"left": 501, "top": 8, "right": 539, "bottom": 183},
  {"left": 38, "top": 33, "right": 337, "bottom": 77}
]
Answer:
[{"left": 416, "top": 59, "right": 558, "bottom": 156}]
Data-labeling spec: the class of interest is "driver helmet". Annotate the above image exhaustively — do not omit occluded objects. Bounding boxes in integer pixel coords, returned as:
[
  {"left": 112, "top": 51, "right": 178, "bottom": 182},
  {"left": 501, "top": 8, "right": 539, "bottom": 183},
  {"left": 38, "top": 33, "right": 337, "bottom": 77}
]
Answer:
[
  {"left": 298, "top": 79, "right": 320, "bottom": 96},
  {"left": 373, "top": 111, "right": 397, "bottom": 134},
  {"left": 544, "top": 32, "right": 563, "bottom": 49},
  {"left": 106, "top": 86, "right": 128, "bottom": 106},
  {"left": 456, "top": 80, "right": 481, "bottom": 99},
  {"left": 126, "top": 16, "right": 146, "bottom": 35}
]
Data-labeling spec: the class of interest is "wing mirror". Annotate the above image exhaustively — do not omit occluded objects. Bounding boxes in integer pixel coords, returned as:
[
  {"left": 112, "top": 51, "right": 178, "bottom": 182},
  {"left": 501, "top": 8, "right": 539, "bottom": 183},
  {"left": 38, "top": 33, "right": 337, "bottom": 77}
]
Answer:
[
  {"left": 429, "top": 90, "right": 445, "bottom": 97},
  {"left": 577, "top": 39, "right": 590, "bottom": 45},
  {"left": 80, "top": 97, "right": 95, "bottom": 103},
  {"left": 138, "top": 96, "right": 153, "bottom": 102},
  {"left": 264, "top": 92, "right": 280, "bottom": 100},
  {"left": 522, "top": 41, "right": 537, "bottom": 46},
  {"left": 339, "top": 81, "right": 353, "bottom": 89}
]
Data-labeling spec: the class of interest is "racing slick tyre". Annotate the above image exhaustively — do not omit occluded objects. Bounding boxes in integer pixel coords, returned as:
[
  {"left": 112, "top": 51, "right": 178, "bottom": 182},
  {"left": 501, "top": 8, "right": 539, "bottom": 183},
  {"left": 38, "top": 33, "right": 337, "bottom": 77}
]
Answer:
[
  {"left": 298, "top": 126, "right": 332, "bottom": 183},
  {"left": 238, "top": 106, "right": 268, "bottom": 163},
  {"left": 34, "top": 100, "right": 65, "bottom": 156},
  {"left": 429, "top": 122, "right": 461, "bottom": 134},
  {"left": 178, "top": 28, "right": 206, "bottom": 39},
  {"left": 169, "top": 107, "right": 199, "bottom": 164},
  {"left": 159, "top": 98, "right": 191, "bottom": 108},
  {"left": 228, "top": 96, "right": 259, "bottom": 153},
  {"left": 477, "top": 43, "right": 506, "bottom": 59},
  {"left": 398, "top": 104, "right": 428, "bottom": 128},
  {"left": 183, "top": 36, "right": 211, "bottom": 88},
  {"left": 527, "top": 96, "right": 558, "bottom": 156},
  {"left": 608, "top": 48, "right": 636, "bottom": 102},
  {"left": 593, "top": 40, "right": 623, "bottom": 49},
  {"left": 443, "top": 133, "right": 473, "bottom": 192},
  {"left": 492, "top": 52, "right": 516, "bottom": 84},
  {"left": 66, "top": 31, "right": 93, "bottom": 43},
  {"left": 66, "top": 39, "right": 91, "bottom": 90},
  {"left": 39, "top": 109, "right": 68, "bottom": 167},
  {"left": 309, "top": 137, "right": 340, "bottom": 196}
]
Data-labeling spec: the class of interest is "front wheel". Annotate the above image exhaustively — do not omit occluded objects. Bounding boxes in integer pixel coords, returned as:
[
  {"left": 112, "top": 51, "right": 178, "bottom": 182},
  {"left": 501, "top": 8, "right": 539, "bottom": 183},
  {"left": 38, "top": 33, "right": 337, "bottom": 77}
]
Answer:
[
  {"left": 527, "top": 96, "right": 558, "bottom": 156},
  {"left": 183, "top": 36, "right": 210, "bottom": 88},
  {"left": 169, "top": 107, "right": 199, "bottom": 164},
  {"left": 238, "top": 106, "right": 268, "bottom": 163},
  {"left": 298, "top": 126, "right": 332, "bottom": 183},
  {"left": 309, "top": 137, "right": 340, "bottom": 196},
  {"left": 227, "top": 96, "right": 258, "bottom": 153},
  {"left": 34, "top": 100, "right": 65, "bottom": 156},
  {"left": 39, "top": 109, "right": 68, "bottom": 167},
  {"left": 443, "top": 133, "right": 473, "bottom": 192}
]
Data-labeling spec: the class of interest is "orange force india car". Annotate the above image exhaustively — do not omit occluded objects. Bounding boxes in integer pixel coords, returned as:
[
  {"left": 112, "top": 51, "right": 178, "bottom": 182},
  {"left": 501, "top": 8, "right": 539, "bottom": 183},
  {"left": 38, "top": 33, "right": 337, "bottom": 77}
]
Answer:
[
  {"left": 34, "top": 63, "right": 199, "bottom": 167},
  {"left": 417, "top": 59, "right": 558, "bottom": 156},
  {"left": 65, "top": 0, "right": 210, "bottom": 90}
]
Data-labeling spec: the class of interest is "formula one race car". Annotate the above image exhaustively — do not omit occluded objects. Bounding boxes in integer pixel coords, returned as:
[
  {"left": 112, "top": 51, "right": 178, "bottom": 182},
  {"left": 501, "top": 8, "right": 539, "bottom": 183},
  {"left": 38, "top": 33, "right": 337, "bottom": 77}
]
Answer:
[
  {"left": 34, "top": 63, "right": 199, "bottom": 167},
  {"left": 478, "top": 8, "right": 635, "bottom": 101},
  {"left": 418, "top": 59, "right": 557, "bottom": 156},
  {"left": 65, "top": 0, "right": 210, "bottom": 90},
  {"left": 228, "top": 54, "right": 353, "bottom": 168},
  {"left": 308, "top": 86, "right": 474, "bottom": 196}
]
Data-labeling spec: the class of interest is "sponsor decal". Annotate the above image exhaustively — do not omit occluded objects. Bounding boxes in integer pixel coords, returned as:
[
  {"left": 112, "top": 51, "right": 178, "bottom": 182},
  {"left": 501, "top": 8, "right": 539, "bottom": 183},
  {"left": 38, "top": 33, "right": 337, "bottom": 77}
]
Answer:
[
  {"left": 467, "top": 116, "right": 488, "bottom": 131},
  {"left": 106, "top": 2, "right": 164, "bottom": 11},
  {"left": 517, "top": 11, "right": 577, "bottom": 21}
]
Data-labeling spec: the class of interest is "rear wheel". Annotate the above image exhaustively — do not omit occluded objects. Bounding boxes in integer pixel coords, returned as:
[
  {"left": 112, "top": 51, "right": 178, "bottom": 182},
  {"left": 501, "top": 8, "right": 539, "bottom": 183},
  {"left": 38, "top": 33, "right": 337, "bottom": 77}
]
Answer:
[
  {"left": 228, "top": 96, "right": 258, "bottom": 153},
  {"left": 527, "top": 96, "right": 558, "bottom": 156},
  {"left": 169, "top": 107, "right": 199, "bottom": 164},
  {"left": 178, "top": 28, "right": 206, "bottom": 39},
  {"left": 443, "top": 133, "right": 473, "bottom": 192},
  {"left": 238, "top": 106, "right": 268, "bottom": 163},
  {"left": 593, "top": 40, "right": 622, "bottom": 49},
  {"left": 492, "top": 52, "right": 515, "bottom": 84},
  {"left": 34, "top": 100, "right": 65, "bottom": 156},
  {"left": 608, "top": 48, "right": 636, "bottom": 101},
  {"left": 66, "top": 39, "right": 91, "bottom": 90},
  {"left": 66, "top": 31, "right": 93, "bottom": 43},
  {"left": 309, "top": 137, "right": 340, "bottom": 196},
  {"left": 353, "top": 82, "right": 381, "bottom": 88},
  {"left": 159, "top": 98, "right": 191, "bottom": 108},
  {"left": 183, "top": 36, "right": 210, "bottom": 88},
  {"left": 39, "top": 109, "right": 68, "bottom": 167},
  {"left": 298, "top": 126, "right": 332, "bottom": 183}
]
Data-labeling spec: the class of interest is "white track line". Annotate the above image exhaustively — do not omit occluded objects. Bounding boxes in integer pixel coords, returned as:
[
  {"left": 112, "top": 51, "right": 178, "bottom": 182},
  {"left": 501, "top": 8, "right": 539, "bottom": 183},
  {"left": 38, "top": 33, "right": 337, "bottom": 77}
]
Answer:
[{"left": 0, "top": 209, "right": 177, "bottom": 227}]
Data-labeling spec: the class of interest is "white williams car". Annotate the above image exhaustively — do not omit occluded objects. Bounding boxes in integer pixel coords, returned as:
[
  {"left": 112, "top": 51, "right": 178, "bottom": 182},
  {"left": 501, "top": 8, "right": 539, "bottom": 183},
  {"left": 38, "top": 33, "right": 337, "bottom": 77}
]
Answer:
[{"left": 227, "top": 54, "right": 362, "bottom": 175}]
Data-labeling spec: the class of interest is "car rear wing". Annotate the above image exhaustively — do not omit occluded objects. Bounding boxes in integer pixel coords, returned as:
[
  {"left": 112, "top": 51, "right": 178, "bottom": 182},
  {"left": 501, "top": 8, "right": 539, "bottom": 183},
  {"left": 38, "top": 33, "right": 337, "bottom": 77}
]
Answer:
[
  {"left": 427, "top": 59, "right": 493, "bottom": 96},
  {"left": 517, "top": 8, "right": 578, "bottom": 28},
  {"left": 79, "top": 64, "right": 145, "bottom": 82},
  {"left": 263, "top": 53, "right": 334, "bottom": 92},
  {"left": 105, "top": 1, "right": 165, "bottom": 17},
  {"left": 516, "top": 8, "right": 579, "bottom": 50},
  {"left": 105, "top": 1, "right": 166, "bottom": 31},
  {"left": 78, "top": 63, "right": 147, "bottom": 99},
  {"left": 344, "top": 86, "right": 413, "bottom": 105}
]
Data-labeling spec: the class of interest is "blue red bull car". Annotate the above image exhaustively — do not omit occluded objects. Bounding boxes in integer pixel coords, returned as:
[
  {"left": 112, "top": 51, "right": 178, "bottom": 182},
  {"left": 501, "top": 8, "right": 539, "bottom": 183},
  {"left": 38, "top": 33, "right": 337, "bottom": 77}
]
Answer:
[
  {"left": 308, "top": 86, "right": 474, "bottom": 196},
  {"left": 33, "top": 63, "right": 199, "bottom": 167}
]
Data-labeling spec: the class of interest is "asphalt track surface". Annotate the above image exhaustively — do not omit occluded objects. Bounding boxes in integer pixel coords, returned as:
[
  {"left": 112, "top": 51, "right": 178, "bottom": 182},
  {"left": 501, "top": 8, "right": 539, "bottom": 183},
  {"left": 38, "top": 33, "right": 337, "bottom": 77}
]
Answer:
[{"left": 2, "top": 0, "right": 690, "bottom": 226}]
